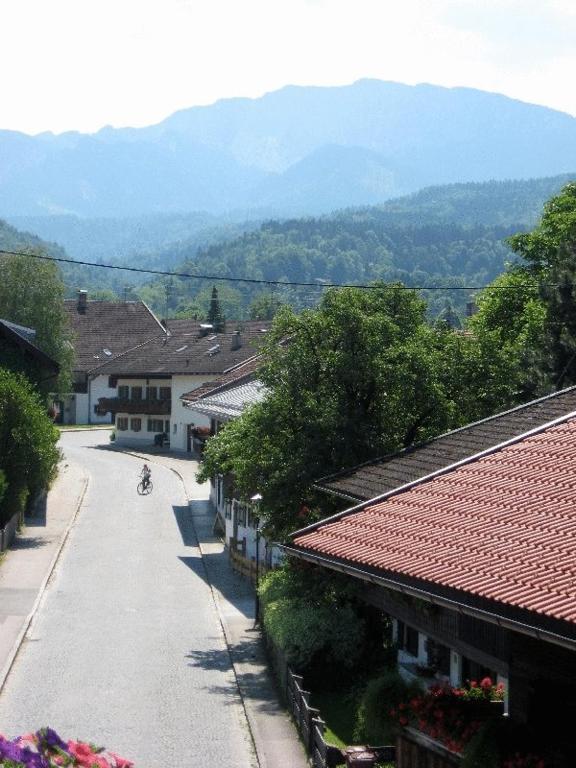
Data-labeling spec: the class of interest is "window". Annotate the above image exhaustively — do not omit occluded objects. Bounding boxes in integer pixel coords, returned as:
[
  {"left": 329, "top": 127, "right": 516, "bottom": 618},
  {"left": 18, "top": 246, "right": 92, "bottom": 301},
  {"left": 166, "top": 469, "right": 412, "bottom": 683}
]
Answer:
[
  {"left": 397, "top": 621, "right": 419, "bottom": 657},
  {"left": 461, "top": 657, "right": 497, "bottom": 686},
  {"left": 164, "top": 420, "right": 170, "bottom": 433},
  {"left": 116, "top": 417, "right": 128, "bottom": 431},
  {"left": 131, "top": 418, "right": 142, "bottom": 432},
  {"left": 118, "top": 385, "right": 129, "bottom": 399},
  {"left": 131, "top": 386, "right": 143, "bottom": 401},
  {"left": 427, "top": 639, "right": 451, "bottom": 676},
  {"left": 147, "top": 419, "right": 164, "bottom": 432},
  {"left": 147, "top": 386, "right": 158, "bottom": 401},
  {"left": 159, "top": 386, "right": 171, "bottom": 400},
  {"left": 173, "top": 423, "right": 177, "bottom": 434},
  {"left": 225, "top": 499, "right": 232, "bottom": 520}
]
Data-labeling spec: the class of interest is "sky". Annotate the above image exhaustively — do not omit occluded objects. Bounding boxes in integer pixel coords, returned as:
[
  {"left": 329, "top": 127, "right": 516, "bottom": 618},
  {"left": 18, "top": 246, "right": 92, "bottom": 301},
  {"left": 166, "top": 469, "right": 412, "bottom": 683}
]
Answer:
[{"left": 1, "top": 0, "right": 574, "bottom": 135}]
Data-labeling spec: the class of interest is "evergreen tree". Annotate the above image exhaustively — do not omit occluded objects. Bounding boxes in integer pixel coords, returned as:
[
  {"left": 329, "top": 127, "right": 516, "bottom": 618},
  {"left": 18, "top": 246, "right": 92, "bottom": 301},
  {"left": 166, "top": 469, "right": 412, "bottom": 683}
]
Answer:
[{"left": 206, "top": 285, "right": 225, "bottom": 331}]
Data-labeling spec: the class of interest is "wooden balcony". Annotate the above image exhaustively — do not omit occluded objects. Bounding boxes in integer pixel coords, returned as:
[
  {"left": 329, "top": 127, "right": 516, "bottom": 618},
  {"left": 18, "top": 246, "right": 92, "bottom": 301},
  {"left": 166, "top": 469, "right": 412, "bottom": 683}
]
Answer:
[{"left": 97, "top": 397, "right": 171, "bottom": 415}]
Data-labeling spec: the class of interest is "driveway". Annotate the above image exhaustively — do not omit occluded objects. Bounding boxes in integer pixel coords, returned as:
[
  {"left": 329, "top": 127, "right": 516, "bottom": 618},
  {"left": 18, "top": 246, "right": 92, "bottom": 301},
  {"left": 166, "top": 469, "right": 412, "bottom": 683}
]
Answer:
[{"left": 0, "top": 431, "right": 256, "bottom": 767}]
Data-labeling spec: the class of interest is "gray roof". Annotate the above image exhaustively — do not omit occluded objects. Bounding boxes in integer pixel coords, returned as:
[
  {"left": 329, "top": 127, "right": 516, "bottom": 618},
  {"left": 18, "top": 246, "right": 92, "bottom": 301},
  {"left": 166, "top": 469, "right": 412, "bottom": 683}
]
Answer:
[
  {"left": 0, "top": 318, "right": 59, "bottom": 373},
  {"left": 315, "top": 386, "right": 576, "bottom": 501},
  {"left": 90, "top": 321, "right": 271, "bottom": 377},
  {"left": 1, "top": 320, "right": 36, "bottom": 343},
  {"left": 188, "top": 380, "right": 267, "bottom": 421}
]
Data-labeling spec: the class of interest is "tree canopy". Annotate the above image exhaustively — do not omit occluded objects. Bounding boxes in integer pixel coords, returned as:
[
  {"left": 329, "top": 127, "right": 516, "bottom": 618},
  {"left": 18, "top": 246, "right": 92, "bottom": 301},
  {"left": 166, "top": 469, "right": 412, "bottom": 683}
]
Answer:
[
  {"left": 0, "top": 251, "right": 73, "bottom": 392},
  {"left": 198, "top": 283, "right": 519, "bottom": 539}
]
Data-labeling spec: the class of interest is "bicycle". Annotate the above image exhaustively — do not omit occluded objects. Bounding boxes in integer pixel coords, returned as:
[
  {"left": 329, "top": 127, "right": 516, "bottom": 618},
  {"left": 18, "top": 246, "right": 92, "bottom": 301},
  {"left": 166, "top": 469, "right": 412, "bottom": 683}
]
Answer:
[{"left": 137, "top": 477, "right": 153, "bottom": 495}]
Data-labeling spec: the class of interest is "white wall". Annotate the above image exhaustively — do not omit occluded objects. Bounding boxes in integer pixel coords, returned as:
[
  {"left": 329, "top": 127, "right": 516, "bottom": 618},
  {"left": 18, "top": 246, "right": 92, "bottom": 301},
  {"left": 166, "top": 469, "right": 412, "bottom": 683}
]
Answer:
[
  {"left": 88, "top": 374, "right": 115, "bottom": 424},
  {"left": 171, "top": 374, "right": 211, "bottom": 451},
  {"left": 111, "top": 375, "right": 213, "bottom": 452}
]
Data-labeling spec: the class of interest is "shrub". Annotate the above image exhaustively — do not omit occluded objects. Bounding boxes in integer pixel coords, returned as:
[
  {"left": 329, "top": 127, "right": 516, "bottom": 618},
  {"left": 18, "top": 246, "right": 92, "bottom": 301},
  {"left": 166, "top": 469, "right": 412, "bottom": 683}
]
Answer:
[
  {"left": 353, "top": 669, "right": 422, "bottom": 745},
  {"left": 259, "top": 563, "right": 366, "bottom": 675},
  {"left": 0, "top": 369, "right": 60, "bottom": 527}
]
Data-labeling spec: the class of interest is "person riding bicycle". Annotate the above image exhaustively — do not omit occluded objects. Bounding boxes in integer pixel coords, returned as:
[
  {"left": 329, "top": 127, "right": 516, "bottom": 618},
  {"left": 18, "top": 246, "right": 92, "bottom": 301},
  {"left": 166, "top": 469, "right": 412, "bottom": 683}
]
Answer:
[{"left": 141, "top": 463, "right": 151, "bottom": 489}]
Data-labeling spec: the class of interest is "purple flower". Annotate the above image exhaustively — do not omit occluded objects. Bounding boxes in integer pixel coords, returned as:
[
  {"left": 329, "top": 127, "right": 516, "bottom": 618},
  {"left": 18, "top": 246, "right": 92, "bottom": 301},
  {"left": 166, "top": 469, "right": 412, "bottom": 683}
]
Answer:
[{"left": 36, "top": 727, "right": 68, "bottom": 753}]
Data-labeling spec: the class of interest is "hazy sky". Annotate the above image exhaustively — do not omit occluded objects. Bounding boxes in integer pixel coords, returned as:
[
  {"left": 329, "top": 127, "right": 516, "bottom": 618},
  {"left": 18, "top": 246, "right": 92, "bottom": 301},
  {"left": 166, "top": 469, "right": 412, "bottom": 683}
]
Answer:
[{"left": 1, "top": 0, "right": 574, "bottom": 135}]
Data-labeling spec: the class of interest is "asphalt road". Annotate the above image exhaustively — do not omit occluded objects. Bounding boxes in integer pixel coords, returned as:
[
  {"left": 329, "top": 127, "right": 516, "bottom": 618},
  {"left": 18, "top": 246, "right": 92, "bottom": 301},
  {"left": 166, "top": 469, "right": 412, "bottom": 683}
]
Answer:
[{"left": 0, "top": 431, "right": 256, "bottom": 768}]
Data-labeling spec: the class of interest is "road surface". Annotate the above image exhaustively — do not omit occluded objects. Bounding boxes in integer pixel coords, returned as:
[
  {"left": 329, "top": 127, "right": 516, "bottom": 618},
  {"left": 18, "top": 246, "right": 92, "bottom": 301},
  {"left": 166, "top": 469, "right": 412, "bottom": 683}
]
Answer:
[{"left": 0, "top": 431, "right": 256, "bottom": 767}]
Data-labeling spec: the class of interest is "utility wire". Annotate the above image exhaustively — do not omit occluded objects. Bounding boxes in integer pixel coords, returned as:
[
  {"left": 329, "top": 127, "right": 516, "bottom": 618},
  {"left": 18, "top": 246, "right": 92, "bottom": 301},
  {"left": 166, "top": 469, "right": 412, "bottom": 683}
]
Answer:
[{"left": 0, "top": 247, "right": 556, "bottom": 292}]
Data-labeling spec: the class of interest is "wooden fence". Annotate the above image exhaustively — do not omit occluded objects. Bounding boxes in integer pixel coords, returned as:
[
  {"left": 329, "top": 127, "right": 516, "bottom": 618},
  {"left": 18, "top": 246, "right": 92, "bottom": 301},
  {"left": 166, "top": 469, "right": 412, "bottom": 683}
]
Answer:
[
  {"left": 285, "top": 665, "right": 396, "bottom": 768},
  {"left": 228, "top": 540, "right": 272, "bottom": 584}
]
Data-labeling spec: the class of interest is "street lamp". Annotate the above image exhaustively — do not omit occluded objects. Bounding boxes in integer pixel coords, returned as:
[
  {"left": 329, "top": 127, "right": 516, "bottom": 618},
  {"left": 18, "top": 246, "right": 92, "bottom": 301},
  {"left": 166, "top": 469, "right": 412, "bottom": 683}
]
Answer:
[{"left": 250, "top": 493, "right": 263, "bottom": 625}]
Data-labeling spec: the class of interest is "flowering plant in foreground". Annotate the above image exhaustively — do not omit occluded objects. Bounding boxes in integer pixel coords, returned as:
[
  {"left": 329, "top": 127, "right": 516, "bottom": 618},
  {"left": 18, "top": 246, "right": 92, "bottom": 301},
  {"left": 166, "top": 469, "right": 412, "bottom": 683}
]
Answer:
[
  {"left": 391, "top": 677, "right": 505, "bottom": 754},
  {"left": 0, "top": 728, "right": 133, "bottom": 767}
]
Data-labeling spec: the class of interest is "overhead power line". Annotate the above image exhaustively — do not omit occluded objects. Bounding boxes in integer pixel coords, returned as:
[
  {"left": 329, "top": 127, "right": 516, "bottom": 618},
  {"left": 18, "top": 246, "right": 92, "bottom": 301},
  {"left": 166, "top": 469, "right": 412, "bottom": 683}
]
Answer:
[{"left": 0, "top": 247, "right": 554, "bottom": 292}]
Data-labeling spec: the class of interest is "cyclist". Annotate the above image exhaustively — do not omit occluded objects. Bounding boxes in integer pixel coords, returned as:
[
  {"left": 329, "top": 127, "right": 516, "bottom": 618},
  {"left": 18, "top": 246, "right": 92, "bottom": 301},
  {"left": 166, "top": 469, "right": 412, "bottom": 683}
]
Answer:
[{"left": 141, "top": 463, "right": 151, "bottom": 490}]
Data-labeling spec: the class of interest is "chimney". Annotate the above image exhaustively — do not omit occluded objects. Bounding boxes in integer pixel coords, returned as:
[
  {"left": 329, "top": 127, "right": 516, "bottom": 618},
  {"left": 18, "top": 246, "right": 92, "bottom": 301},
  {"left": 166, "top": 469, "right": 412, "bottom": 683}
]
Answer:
[
  {"left": 231, "top": 330, "right": 242, "bottom": 351},
  {"left": 78, "top": 290, "right": 88, "bottom": 313}
]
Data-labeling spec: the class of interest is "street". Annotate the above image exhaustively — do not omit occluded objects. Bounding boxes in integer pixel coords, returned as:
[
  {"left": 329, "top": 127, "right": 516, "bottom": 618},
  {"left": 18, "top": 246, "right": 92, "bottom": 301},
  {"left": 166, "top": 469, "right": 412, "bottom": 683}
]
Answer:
[{"left": 0, "top": 431, "right": 256, "bottom": 767}]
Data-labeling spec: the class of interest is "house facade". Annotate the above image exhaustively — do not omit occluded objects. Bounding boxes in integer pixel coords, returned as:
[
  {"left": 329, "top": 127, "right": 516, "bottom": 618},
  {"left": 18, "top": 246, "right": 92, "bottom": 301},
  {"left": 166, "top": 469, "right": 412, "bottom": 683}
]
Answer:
[
  {"left": 184, "top": 373, "right": 270, "bottom": 559},
  {"left": 62, "top": 291, "right": 165, "bottom": 425},
  {"left": 95, "top": 320, "right": 270, "bottom": 451}
]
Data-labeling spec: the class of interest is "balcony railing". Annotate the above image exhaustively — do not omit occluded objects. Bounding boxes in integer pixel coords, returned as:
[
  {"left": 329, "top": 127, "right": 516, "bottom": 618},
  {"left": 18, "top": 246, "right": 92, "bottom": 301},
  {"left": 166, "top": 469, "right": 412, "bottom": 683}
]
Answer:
[{"left": 97, "top": 397, "right": 171, "bottom": 415}]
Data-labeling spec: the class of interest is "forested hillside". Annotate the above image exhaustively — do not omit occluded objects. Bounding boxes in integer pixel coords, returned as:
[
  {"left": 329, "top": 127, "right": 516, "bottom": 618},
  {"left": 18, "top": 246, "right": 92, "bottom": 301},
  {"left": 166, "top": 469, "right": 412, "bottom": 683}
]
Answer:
[
  {"left": 2, "top": 173, "right": 574, "bottom": 322},
  {"left": 137, "top": 175, "right": 575, "bottom": 319}
]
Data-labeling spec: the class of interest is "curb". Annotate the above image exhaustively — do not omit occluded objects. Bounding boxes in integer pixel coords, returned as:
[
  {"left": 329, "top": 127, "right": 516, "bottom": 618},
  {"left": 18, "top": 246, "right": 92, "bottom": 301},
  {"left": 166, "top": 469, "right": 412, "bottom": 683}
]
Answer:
[{"left": 0, "top": 470, "right": 89, "bottom": 695}]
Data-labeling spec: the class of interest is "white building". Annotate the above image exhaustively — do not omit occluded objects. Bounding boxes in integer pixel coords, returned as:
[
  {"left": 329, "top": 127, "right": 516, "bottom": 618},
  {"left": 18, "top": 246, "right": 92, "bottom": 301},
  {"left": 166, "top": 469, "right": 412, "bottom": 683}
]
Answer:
[
  {"left": 61, "top": 291, "right": 165, "bottom": 425},
  {"left": 94, "top": 319, "right": 270, "bottom": 452}
]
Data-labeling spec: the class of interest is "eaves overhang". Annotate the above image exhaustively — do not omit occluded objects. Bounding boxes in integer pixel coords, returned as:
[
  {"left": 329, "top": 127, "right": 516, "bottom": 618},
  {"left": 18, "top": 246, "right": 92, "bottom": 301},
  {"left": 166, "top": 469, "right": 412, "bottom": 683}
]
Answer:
[{"left": 281, "top": 543, "right": 576, "bottom": 653}]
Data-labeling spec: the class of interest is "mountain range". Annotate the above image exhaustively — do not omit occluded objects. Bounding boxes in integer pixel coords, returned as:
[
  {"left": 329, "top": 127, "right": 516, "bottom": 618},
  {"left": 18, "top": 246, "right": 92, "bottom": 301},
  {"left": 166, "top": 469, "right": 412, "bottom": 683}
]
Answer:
[{"left": 2, "top": 80, "right": 576, "bottom": 218}]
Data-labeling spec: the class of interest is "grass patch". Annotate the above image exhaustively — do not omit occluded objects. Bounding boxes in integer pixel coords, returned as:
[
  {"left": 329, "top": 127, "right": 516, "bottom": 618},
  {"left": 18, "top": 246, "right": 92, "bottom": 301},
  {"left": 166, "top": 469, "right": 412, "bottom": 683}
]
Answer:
[{"left": 311, "top": 689, "right": 357, "bottom": 748}]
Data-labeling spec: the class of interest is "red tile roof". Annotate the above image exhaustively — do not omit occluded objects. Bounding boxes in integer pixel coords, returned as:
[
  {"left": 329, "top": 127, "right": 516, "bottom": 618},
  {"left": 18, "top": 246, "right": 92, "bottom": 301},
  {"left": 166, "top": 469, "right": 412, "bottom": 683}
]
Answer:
[{"left": 293, "top": 415, "right": 576, "bottom": 631}]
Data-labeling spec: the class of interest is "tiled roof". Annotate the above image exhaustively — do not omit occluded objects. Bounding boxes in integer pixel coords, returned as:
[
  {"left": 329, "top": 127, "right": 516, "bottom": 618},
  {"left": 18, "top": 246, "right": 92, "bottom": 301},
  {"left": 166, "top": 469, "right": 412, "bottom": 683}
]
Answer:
[
  {"left": 65, "top": 299, "right": 164, "bottom": 372},
  {"left": 90, "top": 321, "right": 270, "bottom": 377},
  {"left": 292, "top": 414, "right": 576, "bottom": 638},
  {"left": 188, "top": 380, "right": 267, "bottom": 421},
  {"left": 316, "top": 387, "right": 576, "bottom": 501},
  {"left": 181, "top": 356, "right": 261, "bottom": 403}
]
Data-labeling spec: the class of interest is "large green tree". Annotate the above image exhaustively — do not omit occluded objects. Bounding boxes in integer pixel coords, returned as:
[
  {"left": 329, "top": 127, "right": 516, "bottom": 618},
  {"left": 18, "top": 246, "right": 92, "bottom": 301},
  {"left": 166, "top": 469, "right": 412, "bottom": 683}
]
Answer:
[
  {"left": 505, "top": 181, "right": 576, "bottom": 388},
  {"left": 0, "top": 251, "right": 73, "bottom": 392},
  {"left": 198, "top": 283, "right": 516, "bottom": 539}
]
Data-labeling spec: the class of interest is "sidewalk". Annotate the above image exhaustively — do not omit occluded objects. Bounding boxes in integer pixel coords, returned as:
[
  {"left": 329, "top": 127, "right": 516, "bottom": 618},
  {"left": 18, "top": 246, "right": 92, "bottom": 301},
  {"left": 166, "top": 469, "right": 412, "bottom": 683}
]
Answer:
[
  {"left": 0, "top": 461, "right": 88, "bottom": 692},
  {"left": 125, "top": 448, "right": 309, "bottom": 768}
]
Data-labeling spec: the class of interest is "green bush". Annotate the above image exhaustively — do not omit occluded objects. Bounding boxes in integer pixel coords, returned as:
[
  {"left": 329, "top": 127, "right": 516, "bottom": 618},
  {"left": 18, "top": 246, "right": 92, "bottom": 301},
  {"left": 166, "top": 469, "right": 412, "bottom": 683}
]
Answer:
[
  {"left": 0, "top": 368, "right": 60, "bottom": 527},
  {"left": 259, "top": 564, "right": 366, "bottom": 674},
  {"left": 353, "top": 669, "right": 422, "bottom": 745}
]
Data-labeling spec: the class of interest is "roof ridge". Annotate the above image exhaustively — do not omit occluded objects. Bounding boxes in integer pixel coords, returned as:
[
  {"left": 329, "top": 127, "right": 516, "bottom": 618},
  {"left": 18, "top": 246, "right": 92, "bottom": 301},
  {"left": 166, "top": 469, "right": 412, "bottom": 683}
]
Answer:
[
  {"left": 314, "top": 385, "right": 576, "bottom": 488},
  {"left": 294, "top": 408, "right": 576, "bottom": 539}
]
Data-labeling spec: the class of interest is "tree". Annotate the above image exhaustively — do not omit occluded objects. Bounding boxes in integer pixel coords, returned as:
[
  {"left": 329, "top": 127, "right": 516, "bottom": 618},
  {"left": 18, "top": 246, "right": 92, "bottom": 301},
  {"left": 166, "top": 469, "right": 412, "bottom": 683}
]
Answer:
[
  {"left": 199, "top": 283, "right": 491, "bottom": 540},
  {"left": 249, "top": 293, "right": 282, "bottom": 320},
  {"left": 0, "top": 369, "right": 60, "bottom": 527},
  {"left": 206, "top": 285, "right": 225, "bottom": 331},
  {"left": 507, "top": 182, "right": 576, "bottom": 388},
  {"left": 0, "top": 251, "right": 73, "bottom": 392}
]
